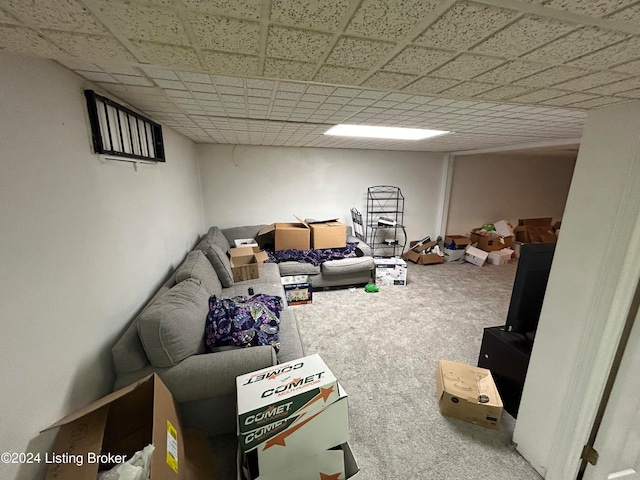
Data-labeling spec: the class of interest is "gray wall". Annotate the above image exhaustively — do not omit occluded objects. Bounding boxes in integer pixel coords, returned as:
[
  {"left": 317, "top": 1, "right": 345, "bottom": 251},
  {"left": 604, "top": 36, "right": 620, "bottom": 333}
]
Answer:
[{"left": 0, "top": 53, "right": 204, "bottom": 480}]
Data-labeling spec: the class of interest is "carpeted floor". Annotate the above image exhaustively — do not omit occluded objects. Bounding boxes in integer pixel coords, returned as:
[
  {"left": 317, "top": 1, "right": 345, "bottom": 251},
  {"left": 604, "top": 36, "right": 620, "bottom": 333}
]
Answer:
[{"left": 212, "top": 259, "right": 543, "bottom": 479}]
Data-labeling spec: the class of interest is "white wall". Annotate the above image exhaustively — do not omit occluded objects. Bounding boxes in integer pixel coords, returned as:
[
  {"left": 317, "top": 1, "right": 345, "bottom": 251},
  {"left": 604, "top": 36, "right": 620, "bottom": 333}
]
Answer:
[
  {"left": 197, "top": 144, "right": 448, "bottom": 244},
  {"left": 0, "top": 53, "right": 204, "bottom": 480},
  {"left": 514, "top": 101, "right": 640, "bottom": 478},
  {"left": 446, "top": 153, "right": 576, "bottom": 235}
]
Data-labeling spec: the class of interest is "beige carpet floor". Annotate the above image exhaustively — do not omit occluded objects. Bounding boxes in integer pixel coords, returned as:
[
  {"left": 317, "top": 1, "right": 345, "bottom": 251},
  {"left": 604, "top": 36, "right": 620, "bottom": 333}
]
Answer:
[{"left": 212, "top": 258, "right": 543, "bottom": 479}]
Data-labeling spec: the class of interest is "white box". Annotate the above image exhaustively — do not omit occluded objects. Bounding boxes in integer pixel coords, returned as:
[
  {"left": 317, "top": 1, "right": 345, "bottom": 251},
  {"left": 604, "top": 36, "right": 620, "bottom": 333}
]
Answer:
[
  {"left": 235, "top": 238, "right": 259, "bottom": 248},
  {"left": 374, "top": 258, "right": 407, "bottom": 286},
  {"left": 236, "top": 354, "right": 340, "bottom": 453},
  {"left": 493, "top": 220, "right": 514, "bottom": 238},
  {"left": 281, "top": 275, "right": 312, "bottom": 305},
  {"left": 464, "top": 245, "right": 489, "bottom": 267},
  {"left": 255, "top": 384, "right": 349, "bottom": 476},
  {"left": 487, "top": 248, "right": 514, "bottom": 265}
]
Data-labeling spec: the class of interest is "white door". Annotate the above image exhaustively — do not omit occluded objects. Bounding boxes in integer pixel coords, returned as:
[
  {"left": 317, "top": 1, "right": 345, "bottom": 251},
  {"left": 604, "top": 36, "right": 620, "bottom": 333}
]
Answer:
[{"left": 583, "top": 302, "right": 640, "bottom": 480}]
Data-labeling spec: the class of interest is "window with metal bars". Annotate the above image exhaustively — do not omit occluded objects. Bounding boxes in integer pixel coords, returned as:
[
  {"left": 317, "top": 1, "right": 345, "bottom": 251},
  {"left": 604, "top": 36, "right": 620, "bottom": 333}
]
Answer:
[{"left": 84, "top": 89, "right": 165, "bottom": 163}]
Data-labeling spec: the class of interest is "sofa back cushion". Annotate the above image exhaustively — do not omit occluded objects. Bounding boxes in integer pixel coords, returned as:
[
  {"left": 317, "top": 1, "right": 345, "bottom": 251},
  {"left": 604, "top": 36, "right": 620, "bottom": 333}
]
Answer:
[
  {"left": 137, "top": 278, "right": 209, "bottom": 367},
  {"left": 175, "top": 250, "right": 222, "bottom": 296},
  {"left": 195, "top": 237, "right": 234, "bottom": 287}
]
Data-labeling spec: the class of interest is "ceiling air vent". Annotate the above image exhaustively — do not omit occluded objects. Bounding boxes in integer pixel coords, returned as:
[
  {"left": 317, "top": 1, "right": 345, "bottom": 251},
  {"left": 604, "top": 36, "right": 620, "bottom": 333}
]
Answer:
[{"left": 84, "top": 89, "right": 165, "bottom": 163}]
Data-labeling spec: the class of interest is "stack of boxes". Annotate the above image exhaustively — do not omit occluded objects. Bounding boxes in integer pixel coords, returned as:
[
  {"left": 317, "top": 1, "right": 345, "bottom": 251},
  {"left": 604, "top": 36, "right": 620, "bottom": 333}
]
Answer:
[{"left": 236, "top": 354, "right": 359, "bottom": 479}]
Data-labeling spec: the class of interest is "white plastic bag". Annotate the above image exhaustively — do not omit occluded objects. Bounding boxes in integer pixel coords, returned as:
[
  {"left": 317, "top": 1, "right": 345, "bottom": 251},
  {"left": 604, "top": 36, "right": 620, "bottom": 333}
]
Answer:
[{"left": 97, "top": 444, "right": 155, "bottom": 480}]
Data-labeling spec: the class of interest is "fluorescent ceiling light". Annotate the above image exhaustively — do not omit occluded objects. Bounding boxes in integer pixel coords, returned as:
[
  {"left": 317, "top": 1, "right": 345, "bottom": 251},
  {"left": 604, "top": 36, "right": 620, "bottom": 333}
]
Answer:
[{"left": 324, "top": 124, "right": 450, "bottom": 140}]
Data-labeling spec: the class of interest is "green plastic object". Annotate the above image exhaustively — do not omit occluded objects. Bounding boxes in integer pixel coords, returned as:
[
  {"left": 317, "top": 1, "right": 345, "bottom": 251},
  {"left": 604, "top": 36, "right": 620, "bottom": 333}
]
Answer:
[
  {"left": 365, "top": 283, "right": 379, "bottom": 293},
  {"left": 481, "top": 223, "right": 496, "bottom": 231}
]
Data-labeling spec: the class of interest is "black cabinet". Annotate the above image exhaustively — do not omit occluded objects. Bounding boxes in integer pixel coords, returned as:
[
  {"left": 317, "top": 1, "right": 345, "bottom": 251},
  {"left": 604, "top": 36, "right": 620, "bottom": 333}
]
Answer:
[{"left": 477, "top": 326, "right": 533, "bottom": 418}]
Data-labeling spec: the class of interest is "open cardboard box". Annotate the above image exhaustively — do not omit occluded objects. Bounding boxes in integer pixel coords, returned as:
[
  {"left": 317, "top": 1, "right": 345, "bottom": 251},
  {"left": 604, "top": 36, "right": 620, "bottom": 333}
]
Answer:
[
  {"left": 402, "top": 240, "right": 444, "bottom": 265},
  {"left": 258, "top": 217, "right": 310, "bottom": 251},
  {"left": 229, "top": 246, "right": 269, "bottom": 282},
  {"left": 42, "top": 374, "right": 216, "bottom": 480}
]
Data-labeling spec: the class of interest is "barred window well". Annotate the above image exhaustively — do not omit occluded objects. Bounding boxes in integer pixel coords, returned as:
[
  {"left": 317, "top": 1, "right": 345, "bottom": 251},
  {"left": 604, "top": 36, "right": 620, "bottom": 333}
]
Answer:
[{"left": 84, "top": 89, "right": 165, "bottom": 163}]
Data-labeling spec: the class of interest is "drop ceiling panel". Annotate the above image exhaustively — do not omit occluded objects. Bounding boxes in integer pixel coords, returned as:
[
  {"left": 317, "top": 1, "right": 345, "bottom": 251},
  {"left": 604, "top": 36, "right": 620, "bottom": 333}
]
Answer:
[{"left": 2, "top": 0, "right": 639, "bottom": 152}]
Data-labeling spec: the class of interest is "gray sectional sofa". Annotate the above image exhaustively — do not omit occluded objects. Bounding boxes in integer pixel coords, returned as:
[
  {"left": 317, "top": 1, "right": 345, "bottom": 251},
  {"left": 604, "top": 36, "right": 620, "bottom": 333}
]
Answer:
[{"left": 110, "top": 224, "right": 373, "bottom": 435}]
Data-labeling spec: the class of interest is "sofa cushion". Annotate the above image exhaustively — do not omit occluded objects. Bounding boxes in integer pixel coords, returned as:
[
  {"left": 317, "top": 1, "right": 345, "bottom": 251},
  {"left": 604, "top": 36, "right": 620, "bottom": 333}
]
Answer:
[
  {"left": 277, "top": 261, "right": 321, "bottom": 276},
  {"left": 322, "top": 256, "right": 375, "bottom": 276},
  {"left": 175, "top": 250, "right": 222, "bottom": 296},
  {"left": 196, "top": 237, "right": 234, "bottom": 287},
  {"left": 206, "top": 226, "right": 231, "bottom": 252},
  {"left": 137, "top": 278, "right": 209, "bottom": 368}
]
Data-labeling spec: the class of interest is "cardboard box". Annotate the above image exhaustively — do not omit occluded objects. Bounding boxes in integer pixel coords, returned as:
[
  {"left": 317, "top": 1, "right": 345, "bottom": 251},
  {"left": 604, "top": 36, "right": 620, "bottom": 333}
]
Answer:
[
  {"left": 518, "top": 217, "right": 553, "bottom": 226},
  {"left": 444, "top": 235, "right": 471, "bottom": 250},
  {"left": 308, "top": 219, "right": 347, "bottom": 249},
  {"left": 487, "top": 248, "right": 513, "bottom": 265},
  {"left": 235, "top": 238, "right": 259, "bottom": 248},
  {"left": 464, "top": 245, "right": 489, "bottom": 267},
  {"left": 402, "top": 241, "right": 444, "bottom": 265},
  {"left": 42, "top": 374, "right": 216, "bottom": 480},
  {"left": 236, "top": 354, "right": 340, "bottom": 453},
  {"left": 258, "top": 217, "right": 310, "bottom": 251},
  {"left": 436, "top": 360, "right": 503, "bottom": 430},
  {"left": 239, "top": 442, "right": 360, "bottom": 480},
  {"left": 281, "top": 275, "right": 313, "bottom": 305},
  {"left": 250, "top": 385, "right": 349, "bottom": 477},
  {"left": 229, "top": 246, "right": 269, "bottom": 282},
  {"left": 470, "top": 229, "right": 514, "bottom": 252},
  {"left": 374, "top": 257, "right": 407, "bottom": 285},
  {"left": 443, "top": 248, "right": 466, "bottom": 262}
]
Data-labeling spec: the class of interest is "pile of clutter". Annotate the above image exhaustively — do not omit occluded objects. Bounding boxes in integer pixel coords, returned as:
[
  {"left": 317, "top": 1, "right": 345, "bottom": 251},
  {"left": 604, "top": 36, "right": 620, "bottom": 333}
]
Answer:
[{"left": 402, "top": 236, "right": 445, "bottom": 265}]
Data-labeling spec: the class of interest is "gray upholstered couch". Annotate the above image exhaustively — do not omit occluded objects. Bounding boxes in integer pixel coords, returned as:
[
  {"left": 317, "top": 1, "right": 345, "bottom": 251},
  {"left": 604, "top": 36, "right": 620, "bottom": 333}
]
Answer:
[
  {"left": 110, "top": 224, "right": 373, "bottom": 436},
  {"left": 222, "top": 224, "right": 375, "bottom": 289}
]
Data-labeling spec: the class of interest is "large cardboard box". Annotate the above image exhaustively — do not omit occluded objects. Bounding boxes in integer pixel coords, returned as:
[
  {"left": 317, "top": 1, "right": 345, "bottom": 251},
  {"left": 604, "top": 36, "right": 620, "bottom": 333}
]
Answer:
[
  {"left": 470, "top": 229, "right": 513, "bottom": 252},
  {"left": 374, "top": 257, "right": 407, "bottom": 285},
  {"left": 258, "top": 218, "right": 310, "bottom": 251},
  {"left": 236, "top": 354, "right": 340, "bottom": 453},
  {"left": 308, "top": 219, "right": 347, "bottom": 249},
  {"left": 229, "top": 246, "right": 269, "bottom": 282},
  {"left": 281, "top": 275, "right": 313, "bottom": 305},
  {"left": 402, "top": 240, "right": 444, "bottom": 265},
  {"left": 42, "top": 374, "right": 216, "bottom": 480},
  {"left": 444, "top": 235, "right": 471, "bottom": 250},
  {"left": 436, "top": 360, "right": 503, "bottom": 430}
]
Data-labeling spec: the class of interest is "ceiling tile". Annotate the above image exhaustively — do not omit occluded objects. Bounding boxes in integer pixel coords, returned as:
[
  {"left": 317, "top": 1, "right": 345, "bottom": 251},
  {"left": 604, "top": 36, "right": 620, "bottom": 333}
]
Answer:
[
  {"left": 76, "top": 70, "right": 118, "bottom": 82},
  {"left": 0, "top": 9, "right": 19, "bottom": 24},
  {"left": 181, "top": 0, "right": 262, "bottom": 20},
  {"left": 178, "top": 71, "right": 213, "bottom": 83},
  {"left": 472, "top": 16, "right": 575, "bottom": 58},
  {"left": 439, "top": 80, "right": 497, "bottom": 97},
  {"left": 566, "top": 37, "right": 640, "bottom": 69},
  {"left": 204, "top": 51, "right": 259, "bottom": 76},
  {"left": 155, "top": 78, "right": 188, "bottom": 89},
  {"left": 540, "top": 91, "right": 600, "bottom": 105},
  {"left": 190, "top": 14, "right": 260, "bottom": 54},
  {"left": 542, "top": 0, "right": 637, "bottom": 17},
  {"left": 585, "top": 76, "right": 640, "bottom": 94},
  {"left": 270, "top": 0, "right": 351, "bottom": 32},
  {"left": 429, "top": 54, "right": 505, "bottom": 80},
  {"left": 606, "top": 3, "right": 640, "bottom": 21},
  {"left": 325, "top": 37, "right": 395, "bottom": 69},
  {"left": 113, "top": 74, "right": 154, "bottom": 86},
  {"left": 96, "top": 3, "right": 189, "bottom": 45},
  {"left": 264, "top": 58, "right": 317, "bottom": 81},
  {"left": 314, "top": 65, "right": 367, "bottom": 85},
  {"left": 508, "top": 88, "right": 569, "bottom": 103},
  {"left": 474, "top": 60, "right": 549, "bottom": 84},
  {"left": 616, "top": 88, "right": 640, "bottom": 98},
  {"left": 267, "top": 26, "right": 332, "bottom": 62},
  {"left": 567, "top": 96, "right": 623, "bottom": 108},
  {"left": 46, "top": 31, "right": 138, "bottom": 63},
  {"left": 6, "top": 0, "right": 107, "bottom": 34},
  {"left": 515, "top": 65, "right": 592, "bottom": 87},
  {"left": 140, "top": 67, "right": 180, "bottom": 80},
  {"left": 0, "top": 25, "right": 66, "bottom": 57},
  {"left": 346, "top": 0, "right": 443, "bottom": 40},
  {"left": 474, "top": 84, "right": 534, "bottom": 100},
  {"left": 402, "top": 76, "right": 461, "bottom": 94},
  {"left": 554, "top": 70, "right": 630, "bottom": 91},
  {"left": 415, "top": 1, "right": 519, "bottom": 51},
  {"left": 132, "top": 40, "right": 201, "bottom": 69},
  {"left": 523, "top": 26, "right": 630, "bottom": 64},
  {"left": 383, "top": 46, "right": 454, "bottom": 75},
  {"left": 612, "top": 59, "right": 640, "bottom": 75},
  {"left": 361, "top": 71, "right": 418, "bottom": 90}
]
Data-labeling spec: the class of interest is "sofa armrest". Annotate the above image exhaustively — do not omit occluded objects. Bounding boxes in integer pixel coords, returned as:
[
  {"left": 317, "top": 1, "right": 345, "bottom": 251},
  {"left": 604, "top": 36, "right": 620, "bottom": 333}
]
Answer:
[
  {"left": 348, "top": 234, "right": 372, "bottom": 257},
  {"left": 159, "top": 346, "right": 277, "bottom": 403},
  {"left": 113, "top": 346, "right": 277, "bottom": 403}
]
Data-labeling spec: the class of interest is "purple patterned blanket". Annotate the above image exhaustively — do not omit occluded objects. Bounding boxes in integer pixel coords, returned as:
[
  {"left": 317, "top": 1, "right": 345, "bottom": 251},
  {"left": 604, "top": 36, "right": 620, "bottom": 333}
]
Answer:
[
  {"left": 265, "top": 242, "right": 358, "bottom": 266},
  {"left": 204, "top": 294, "right": 283, "bottom": 351}
]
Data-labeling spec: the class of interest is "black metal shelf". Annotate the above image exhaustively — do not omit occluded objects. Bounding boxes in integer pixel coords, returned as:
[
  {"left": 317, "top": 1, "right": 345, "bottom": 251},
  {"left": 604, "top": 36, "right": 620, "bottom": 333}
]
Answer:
[{"left": 366, "top": 186, "right": 406, "bottom": 258}]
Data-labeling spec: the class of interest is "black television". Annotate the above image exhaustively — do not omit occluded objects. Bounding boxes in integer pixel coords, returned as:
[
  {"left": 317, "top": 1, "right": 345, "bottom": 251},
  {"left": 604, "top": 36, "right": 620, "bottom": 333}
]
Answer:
[{"left": 504, "top": 242, "right": 556, "bottom": 335}]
